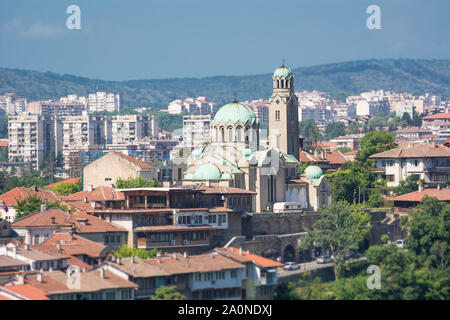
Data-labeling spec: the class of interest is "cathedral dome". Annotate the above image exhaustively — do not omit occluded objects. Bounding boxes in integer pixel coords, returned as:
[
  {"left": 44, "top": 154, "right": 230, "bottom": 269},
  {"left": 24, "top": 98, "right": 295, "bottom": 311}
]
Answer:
[
  {"left": 304, "top": 165, "right": 324, "bottom": 180},
  {"left": 273, "top": 65, "right": 293, "bottom": 78},
  {"left": 193, "top": 163, "right": 222, "bottom": 180},
  {"left": 212, "top": 102, "right": 258, "bottom": 125}
]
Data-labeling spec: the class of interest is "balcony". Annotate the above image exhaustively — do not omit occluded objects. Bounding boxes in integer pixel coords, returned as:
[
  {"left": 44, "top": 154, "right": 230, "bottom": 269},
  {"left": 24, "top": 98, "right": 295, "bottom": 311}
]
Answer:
[{"left": 371, "top": 167, "right": 386, "bottom": 173}]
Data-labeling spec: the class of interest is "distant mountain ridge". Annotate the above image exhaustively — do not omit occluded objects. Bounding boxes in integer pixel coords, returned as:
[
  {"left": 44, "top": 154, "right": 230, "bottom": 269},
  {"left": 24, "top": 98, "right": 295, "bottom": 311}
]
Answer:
[{"left": 0, "top": 58, "right": 448, "bottom": 109}]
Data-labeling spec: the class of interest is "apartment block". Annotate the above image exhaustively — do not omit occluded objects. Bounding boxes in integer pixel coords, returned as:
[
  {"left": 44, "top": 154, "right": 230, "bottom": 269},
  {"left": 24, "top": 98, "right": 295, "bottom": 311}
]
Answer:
[
  {"left": 8, "top": 115, "right": 56, "bottom": 170},
  {"left": 182, "top": 115, "right": 211, "bottom": 149},
  {"left": 109, "top": 115, "right": 157, "bottom": 145},
  {"left": 27, "top": 101, "right": 85, "bottom": 117},
  {"left": 88, "top": 92, "right": 120, "bottom": 113},
  {"left": 0, "top": 93, "right": 27, "bottom": 115}
]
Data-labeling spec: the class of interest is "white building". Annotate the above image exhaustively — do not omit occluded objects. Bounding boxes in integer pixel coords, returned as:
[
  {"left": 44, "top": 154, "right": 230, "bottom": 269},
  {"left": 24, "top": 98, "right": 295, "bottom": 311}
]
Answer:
[{"left": 88, "top": 92, "right": 120, "bottom": 113}]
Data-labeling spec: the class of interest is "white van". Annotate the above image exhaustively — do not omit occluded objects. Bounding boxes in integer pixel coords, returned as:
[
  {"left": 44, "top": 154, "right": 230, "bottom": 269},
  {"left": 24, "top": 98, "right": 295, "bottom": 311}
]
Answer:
[{"left": 273, "top": 202, "right": 302, "bottom": 213}]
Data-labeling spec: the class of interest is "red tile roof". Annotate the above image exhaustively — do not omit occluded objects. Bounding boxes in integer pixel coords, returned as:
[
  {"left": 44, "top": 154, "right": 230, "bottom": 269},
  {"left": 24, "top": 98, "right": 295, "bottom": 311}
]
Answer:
[
  {"left": 423, "top": 113, "right": 450, "bottom": 120},
  {"left": 62, "top": 186, "right": 125, "bottom": 202},
  {"left": 44, "top": 178, "right": 81, "bottom": 190},
  {"left": 0, "top": 187, "right": 61, "bottom": 207},
  {"left": 326, "top": 151, "right": 350, "bottom": 165},
  {"left": 0, "top": 140, "right": 8, "bottom": 147},
  {"left": 392, "top": 188, "right": 450, "bottom": 202},
  {"left": 1, "top": 284, "right": 49, "bottom": 300},
  {"left": 370, "top": 143, "right": 450, "bottom": 159},
  {"left": 215, "top": 247, "right": 284, "bottom": 268},
  {"left": 299, "top": 151, "right": 323, "bottom": 163},
  {"left": 36, "top": 233, "right": 110, "bottom": 258},
  {"left": 196, "top": 184, "right": 256, "bottom": 195}
]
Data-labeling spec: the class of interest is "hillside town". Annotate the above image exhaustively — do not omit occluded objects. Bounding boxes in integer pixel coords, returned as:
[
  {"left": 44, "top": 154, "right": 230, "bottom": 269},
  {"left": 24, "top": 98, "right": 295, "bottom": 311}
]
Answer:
[{"left": 0, "top": 62, "right": 449, "bottom": 300}]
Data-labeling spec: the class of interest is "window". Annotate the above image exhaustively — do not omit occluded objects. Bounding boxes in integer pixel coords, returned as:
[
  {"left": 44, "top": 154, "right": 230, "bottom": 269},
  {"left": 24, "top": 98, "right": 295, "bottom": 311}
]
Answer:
[
  {"left": 34, "top": 234, "right": 40, "bottom": 245},
  {"left": 227, "top": 127, "right": 233, "bottom": 142},
  {"left": 275, "top": 110, "right": 280, "bottom": 121},
  {"left": 231, "top": 270, "right": 237, "bottom": 278},
  {"left": 386, "top": 175, "right": 395, "bottom": 182},
  {"left": 236, "top": 126, "right": 242, "bottom": 141},
  {"left": 105, "top": 291, "right": 116, "bottom": 300}
]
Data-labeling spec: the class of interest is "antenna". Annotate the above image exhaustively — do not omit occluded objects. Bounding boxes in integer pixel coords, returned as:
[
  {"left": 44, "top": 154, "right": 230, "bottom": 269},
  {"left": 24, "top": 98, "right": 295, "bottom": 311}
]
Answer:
[
  {"left": 282, "top": 58, "right": 286, "bottom": 67},
  {"left": 233, "top": 92, "right": 238, "bottom": 103}
]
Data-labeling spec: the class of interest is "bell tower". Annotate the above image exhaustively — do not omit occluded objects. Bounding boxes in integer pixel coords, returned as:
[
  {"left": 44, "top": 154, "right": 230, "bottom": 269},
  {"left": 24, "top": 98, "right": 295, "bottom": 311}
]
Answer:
[{"left": 268, "top": 61, "right": 299, "bottom": 160}]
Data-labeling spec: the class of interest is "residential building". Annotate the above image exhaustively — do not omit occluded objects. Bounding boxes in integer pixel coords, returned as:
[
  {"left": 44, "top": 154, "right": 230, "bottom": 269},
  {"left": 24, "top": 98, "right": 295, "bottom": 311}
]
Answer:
[
  {"left": 391, "top": 187, "right": 450, "bottom": 212},
  {"left": 395, "top": 126, "right": 433, "bottom": 140},
  {"left": 330, "top": 134, "right": 364, "bottom": 150},
  {"left": 355, "top": 98, "right": 390, "bottom": 116},
  {"left": 108, "top": 115, "right": 157, "bottom": 145},
  {"left": 182, "top": 114, "right": 211, "bottom": 150},
  {"left": 0, "top": 284, "right": 49, "bottom": 300},
  {"left": 167, "top": 97, "right": 216, "bottom": 115},
  {"left": 245, "top": 100, "right": 269, "bottom": 124},
  {"left": 370, "top": 143, "right": 450, "bottom": 187},
  {"left": 88, "top": 92, "right": 120, "bottom": 113},
  {"left": 0, "top": 93, "right": 27, "bottom": 115},
  {"left": 8, "top": 114, "right": 57, "bottom": 170},
  {"left": 82, "top": 152, "right": 156, "bottom": 190},
  {"left": 27, "top": 101, "right": 85, "bottom": 117}
]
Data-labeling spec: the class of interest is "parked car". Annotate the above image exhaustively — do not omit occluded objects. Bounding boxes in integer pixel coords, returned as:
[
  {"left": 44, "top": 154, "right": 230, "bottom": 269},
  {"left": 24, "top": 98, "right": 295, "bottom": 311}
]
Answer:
[
  {"left": 396, "top": 240, "right": 406, "bottom": 249},
  {"left": 316, "top": 255, "right": 333, "bottom": 264},
  {"left": 283, "top": 262, "right": 300, "bottom": 271}
]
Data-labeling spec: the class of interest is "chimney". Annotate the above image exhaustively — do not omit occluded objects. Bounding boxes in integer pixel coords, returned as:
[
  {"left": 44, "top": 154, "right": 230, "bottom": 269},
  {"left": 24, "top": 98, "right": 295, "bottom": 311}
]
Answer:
[
  {"left": 87, "top": 185, "right": 93, "bottom": 193},
  {"left": 131, "top": 256, "right": 135, "bottom": 264},
  {"left": 157, "top": 258, "right": 161, "bottom": 264},
  {"left": 49, "top": 266, "right": 53, "bottom": 272},
  {"left": 56, "top": 241, "right": 61, "bottom": 252},
  {"left": 84, "top": 197, "right": 88, "bottom": 203},
  {"left": 437, "top": 184, "right": 441, "bottom": 190},
  {"left": 117, "top": 257, "right": 122, "bottom": 265},
  {"left": 82, "top": 267, "right": 86, "bottom": 272},
  {"left": 41, "top": 204, "right": 46, "bottom": 213},
  {"left": 100, "top": 268, "right": 105, "bottom": 279},
  {"left": 173, "top": 253, "right": 177, "bottom": 260},
  {"left": 156, "top": 252, "right": 161, "bottom": 258},
  {"left": 16, "top": 273, "right": 25, "bottom": 285},
  {"left": 418, "top": 181, "right": 424, "bottom": 192},
  {"left": 37, "top": 272, "right": 43, "bottom": 283},
  {"left": 51, "top": 216, "right": 56, "bottom": 225},
  {"left": 239, "top": 247, "right": 242, "bottom": 255},
  {"left": 25, "top": 244, "right": 30, "bottom": 251},
  {"left": 183, "top": 252, "right": 188, "bottom": 259}
]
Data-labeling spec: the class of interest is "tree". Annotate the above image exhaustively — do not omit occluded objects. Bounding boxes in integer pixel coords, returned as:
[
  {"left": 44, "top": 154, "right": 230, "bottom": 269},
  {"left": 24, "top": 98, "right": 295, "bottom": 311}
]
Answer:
[
  {"left": 356, "top": 131, "right": 397, "bottom": 164},
  {"left": 367, "top": 190, "right": 384, "bottom": 208},
  {"left": 0, "top": 146, "right": 8, "bottom": 162},
  {"left": 324, "top": 122, "right": 346, "bottom": 141},
  {"left": 115, "top": 176, "right": 159, "bottom": 189},
  {"left": 299, "top": 202, "right": 371, "bottom": 279},
  {"left": 52, "top": 179, "right": 82, "bottom": 195},
  {"left": 151, "top": 286, "right": 185, "bottom": 300},
  {"left": 14, "top": 195, "right": 64, "bottom": 220},
  {"left": 298, "top": 119, "right": 316, "bottom": 139},
  {"left": 394, "top": 175, "right": 420, "bottom": 196},
  {"left": 113, "top": 244, "right": 160, "bottom": 259}
]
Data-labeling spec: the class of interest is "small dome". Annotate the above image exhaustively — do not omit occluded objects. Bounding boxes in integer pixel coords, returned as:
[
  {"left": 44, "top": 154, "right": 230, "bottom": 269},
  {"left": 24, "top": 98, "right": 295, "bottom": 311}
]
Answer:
[
  {"left": 184, "top": 173, "right": 193, "bottom": 180},
  {"left": 212, "top": 102, "right": 258, "bottom": 125},
  {"left": 273, "top": 65, "right": 293, "bottom": 78},
  {"left": 304, "top": 165, "right": 324, "bottom": 180},
  {"left": 193, "top": 163, "right": 222, "bottom": 180},
  {"left": 243, "top": 148, "right": 252, "bottom": 158}
]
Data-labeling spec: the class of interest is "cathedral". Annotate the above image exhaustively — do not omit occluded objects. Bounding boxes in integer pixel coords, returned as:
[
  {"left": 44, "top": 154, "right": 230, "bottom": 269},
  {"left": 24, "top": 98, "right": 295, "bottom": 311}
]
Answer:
[{"left": 182, "top": 63, "right": 331, "bottom": 212}]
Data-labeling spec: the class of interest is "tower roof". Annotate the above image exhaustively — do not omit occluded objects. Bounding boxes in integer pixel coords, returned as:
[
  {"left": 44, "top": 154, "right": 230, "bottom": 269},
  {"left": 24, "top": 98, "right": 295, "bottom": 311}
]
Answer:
[
  {"left": 273, "top": 65, "right": 293, "bottom": 78},
  {"left": 304, "top": 165, "right": 324, "bottom": 180}
]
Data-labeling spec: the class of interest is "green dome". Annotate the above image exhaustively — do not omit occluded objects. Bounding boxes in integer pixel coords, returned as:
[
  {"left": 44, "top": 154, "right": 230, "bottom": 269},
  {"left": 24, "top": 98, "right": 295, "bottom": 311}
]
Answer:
[
  {"left": 221, "top": 173, "right": 232, "bottom": 180},
  {"left": 304, "top": 165, "right": 324, "bottom": 180},
  {"left": 193, "top": 163, "right": 222, "bottom": 180},
  {"left": 212, "top": 102, "right": 258, "bottom": 125},
  {"left": 185, "top": 173, "right": 193, "bottom": 180},
  {"left": 273, "top": 65, "right": 293, "bottom": 78}
]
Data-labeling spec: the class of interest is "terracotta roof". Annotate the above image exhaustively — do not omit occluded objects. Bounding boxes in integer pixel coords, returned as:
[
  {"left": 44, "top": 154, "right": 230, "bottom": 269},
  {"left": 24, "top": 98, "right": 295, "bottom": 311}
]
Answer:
[
  {"left": 36, "top": 233, "right": 110, "bottom": 259},
  {"left": 1, "top": 284, "right": 49, "bottom": 300},
  {"left": 12, "top": 209, "right": 126, "bottom": 234},
  {"left": 370, "top": 143, "right": 450, "bottom": 159},
  {"left": 299, "top": 151, "right": 323, "bottom": 162},
  {"left": 392, "top": 188, "right": 450, "bottom": 202},
  {"left": 326, "top": 151, "right": 350, "bottom": 165},
  {"left": 3, "top": 244, "right": 67, "bottom": 262},
  {"left": 111, "top": 152, "right": 154, "bottom": 169},
  {"left": 134, "top": 225, "right": 215, "bottom": 232},
  {"left": 0, "top": 187, "right": 61, "bottom": 207},
  {"left": 196, "top": 184, "right": 256, "bottom": 195},
  {"left": 395, "top": 126, "right": 431, "bottom": 133},
  {"left": 0, "top": 140, "right": 8, "bottom": 147},
  {"left": 62, "top": 186, "right": 125, "bottom": 202},
  {"left": 24, "top": 270, "right": 137, "bottom": 295},
  {"left": 44, "top": 178, "right": 81, "bottom": 190},
  {"left": 0, "top": 256, "right": 29, "bottom": 268},
  {"left": 215, "top": 247, "right": 284, "bottom": 268},
  {"left": 423, "top": 113, "right": 450, "bottom": 120}
]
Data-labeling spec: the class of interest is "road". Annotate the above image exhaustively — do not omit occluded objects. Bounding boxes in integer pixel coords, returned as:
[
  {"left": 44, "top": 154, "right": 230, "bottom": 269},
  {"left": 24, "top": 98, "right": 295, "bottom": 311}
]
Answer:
[{"left": 278, "top": 256, "right": 367, "bottom": 277}]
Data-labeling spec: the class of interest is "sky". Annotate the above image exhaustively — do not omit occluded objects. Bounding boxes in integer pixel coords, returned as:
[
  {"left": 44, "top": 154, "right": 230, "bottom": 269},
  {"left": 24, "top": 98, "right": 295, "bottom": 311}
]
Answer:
[{"left": 0, "top": 0, "right": 449, "bottom": 81}]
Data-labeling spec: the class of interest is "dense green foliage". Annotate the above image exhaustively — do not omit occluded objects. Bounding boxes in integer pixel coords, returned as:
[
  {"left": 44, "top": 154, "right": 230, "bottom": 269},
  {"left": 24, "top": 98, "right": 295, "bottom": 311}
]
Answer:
[
  {"left": 151, "top": 286, "right": 185, "bottom": 300},
  {"left": 0, "top": 146, "right": 7, "bottom": 162},
  {"left": 113, "top": 245, "right": 161, "bottom": 259},
  {"left": 298, "top": 119, "right": 316, "bottom": 139},
  {"left": 1, "top": 59, "right": 448, "bottom": 109},
  {"left": 278, "top": 197, "right": 450, "bottom": 300},
  {"left": 367, "top": 191, "right": 385, "bottom": 208},
  {"left": 14, "top": 195, "right": 66, "bottom": 220},
  {"left": 51, "top": 179, "right": 82, "bottom": 195},
  {"left": 324, "top": 122, "right": 346, "bottom": 141},
  {"left": 0, "top": 170, "right": 56, "bottom": 194},
  {"left": 394, "top": 175, "right": 420, "bottom": 196},
  {"left": 299, "top": 202, "right": 371, "bottom": 279},
  {"left": 115, "top": 176, "right": 159, "bottom": 189},
  {"left": 356, "top": 131, "right": 397, "bottom": 164},
  {"left": 150, "top": 110, "right": 184, "bottom": 133},
  {"left": 0, "top": 118, "right": 7, "bottom": 139}
]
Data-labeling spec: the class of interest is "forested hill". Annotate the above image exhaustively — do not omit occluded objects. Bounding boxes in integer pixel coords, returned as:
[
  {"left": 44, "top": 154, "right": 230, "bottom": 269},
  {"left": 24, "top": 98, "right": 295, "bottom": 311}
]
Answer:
[{"left": 0, "top": 58, "right": 448, "bottom": 109}]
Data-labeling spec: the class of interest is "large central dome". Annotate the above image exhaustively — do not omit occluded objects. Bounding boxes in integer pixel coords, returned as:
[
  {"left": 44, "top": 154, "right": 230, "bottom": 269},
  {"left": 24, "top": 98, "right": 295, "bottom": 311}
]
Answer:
[
  {"left": 273, "top": 65, "right": 293, "bottom": 78},
  {"left": 212, "top": 102, "right": 258, "bottom": 125}
]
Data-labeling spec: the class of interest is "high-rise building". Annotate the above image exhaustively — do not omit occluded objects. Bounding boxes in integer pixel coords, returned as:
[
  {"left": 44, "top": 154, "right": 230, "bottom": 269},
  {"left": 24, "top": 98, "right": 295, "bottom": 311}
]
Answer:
[
  {"left": 268, "top": 63, "right": 300, "bottom": 160},
  {"left": 108, "top": 115, "right": 157, "bottom": 145},
  {"left": 8, "top": 115, "right": 56, "bottom": 170},
  {"left": 183, "top": 114, "right": 211, "bottom": 149},
  {"left": 88, "top": 92, "right": 120, "bottom": 113}
]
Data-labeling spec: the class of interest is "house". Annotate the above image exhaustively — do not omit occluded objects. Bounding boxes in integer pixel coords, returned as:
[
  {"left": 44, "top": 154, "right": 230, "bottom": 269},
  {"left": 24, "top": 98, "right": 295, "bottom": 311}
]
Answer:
[
  {"left": 12, "top": 208, "right": 127, "bottom": 248},
  {"left": 422, "top": 113, "right": 450, "bottom": 129},
  {"left": 0, "top": 218, "right": 20, "bottom": 246},
  {"left": 325, "top": 151, "right": 353, "bottom": 171},
  {"left": 0, "top": 284, "right": 49, "bottom": 300},
  {"left": 62, "top": 186, "right": 125, "bottom": 211},
  {"left": 35, "top": 233, "right": 114, "bottom": 269},
  {"left": 213, "top": 247, "right": 283, "bottom": 300},
  {"left": 102, "top": 251, "right": 246, "bottom": 300},
  {"left": 391, "top": 187, "right": 450, "bottom": 212},
  {"left": 0, "top": 186, "right": 62, "bottom": 222},
  {"left": 370, "top": 143, "right": 450, "bottom": 187},
  {"left": 82, "top": 152, "right": 157, "bottom": 190},
  {"left": 4, "top": 268, "right": 137, "bottom": 300}
]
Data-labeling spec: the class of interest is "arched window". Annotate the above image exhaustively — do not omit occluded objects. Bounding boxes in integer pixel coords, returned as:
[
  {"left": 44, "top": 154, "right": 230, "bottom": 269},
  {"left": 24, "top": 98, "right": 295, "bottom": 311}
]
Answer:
[
  {"left": 245, "top": 126, "right": 249, "bottom": 143},
  {"left": 236, "top": 126, "right": 242, "bottom": 142},
  {"left": 276, "top": 79, "right": 280, "bottom": 88},
  {"left": 281, "top": 79, "right": 285, "bottom": 88},
  {"left": 227, "top": 126, "right": 233, "bottom": 142},
  {"left": 214, "top": 127, "right": 218, "bottom": 141},
  {"left": 220, "top": 127, "right": 225, "bottom": 142}
]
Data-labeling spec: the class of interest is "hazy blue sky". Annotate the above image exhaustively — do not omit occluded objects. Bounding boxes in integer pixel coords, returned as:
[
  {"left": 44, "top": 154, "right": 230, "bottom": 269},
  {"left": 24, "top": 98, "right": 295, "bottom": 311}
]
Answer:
[{"left": 0, "top": 0, "right": 448, "bottom": 80}]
